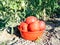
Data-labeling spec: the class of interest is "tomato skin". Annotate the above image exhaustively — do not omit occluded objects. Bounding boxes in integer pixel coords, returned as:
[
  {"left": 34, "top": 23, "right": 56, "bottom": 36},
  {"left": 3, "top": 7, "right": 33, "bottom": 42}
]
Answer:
[
  {"left": 28, "top": 20, "right": 40, "bottom": 32},
  {"left": 25, "top": 16, "right": 37, "bottom": 24},
  {"left": 39, "top": 21, "right": 46, "bottom": 31},
  {"left": 18, "top": 22, "right": 28, "bottom": 32}
]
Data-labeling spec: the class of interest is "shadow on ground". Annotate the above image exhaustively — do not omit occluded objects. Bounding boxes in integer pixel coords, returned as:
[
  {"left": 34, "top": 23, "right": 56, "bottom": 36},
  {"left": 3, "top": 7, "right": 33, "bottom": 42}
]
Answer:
[
  {"left": 8, "top": 26, "right": 21, "bottom": 37},
  {"left": 14, "top": 26, "right": 21, "bottom": 37}
]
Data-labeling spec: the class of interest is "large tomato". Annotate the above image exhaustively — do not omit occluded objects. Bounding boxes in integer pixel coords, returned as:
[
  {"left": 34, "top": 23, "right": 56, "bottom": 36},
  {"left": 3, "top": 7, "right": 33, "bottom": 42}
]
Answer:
[
  {"left": 25, "top": 16, "right": 37, "bottom": 24},
  {"left": 28, "top": 20, "right": 40, "bottom": 32},
  {"left": 39, "top": 21, "right": 46, "bottom": 31},
  {"left": 18, "top": 22, "right": 28, "bottom": 32}
]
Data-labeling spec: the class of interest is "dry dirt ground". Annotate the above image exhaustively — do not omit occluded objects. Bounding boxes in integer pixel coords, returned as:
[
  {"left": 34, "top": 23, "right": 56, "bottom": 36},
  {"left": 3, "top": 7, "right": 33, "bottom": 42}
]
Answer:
[{"left": 0, "top": 18, "right": 60, "bottom": 45}]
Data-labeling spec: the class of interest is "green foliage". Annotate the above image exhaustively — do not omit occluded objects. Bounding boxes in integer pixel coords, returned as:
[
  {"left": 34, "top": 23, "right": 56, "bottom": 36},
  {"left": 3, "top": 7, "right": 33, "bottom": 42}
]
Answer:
[
  {"left": 26, "top": 0, "right": 59, "bottom": 19},
  {"left": 0, "top": 0, "right": 60, "bottom": 29},
  {"left": 0, "top": 0, "right": 27, "bottom": 28}
]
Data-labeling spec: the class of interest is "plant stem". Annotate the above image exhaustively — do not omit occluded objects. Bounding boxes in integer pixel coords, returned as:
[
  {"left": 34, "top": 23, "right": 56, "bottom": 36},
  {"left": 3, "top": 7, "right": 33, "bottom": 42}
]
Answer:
[
  {"left": 43, "top": 9, "right": 46, "bottom": 21},
  {"left": 11, "top": 27, "right": 14, "bottom": 34}
]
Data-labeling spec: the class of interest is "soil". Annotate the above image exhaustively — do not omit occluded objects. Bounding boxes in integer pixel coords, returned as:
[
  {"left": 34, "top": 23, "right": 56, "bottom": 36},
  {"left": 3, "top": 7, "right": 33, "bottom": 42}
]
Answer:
[{"left": 0, "top": 18, "right": 60, "bottom": 45}]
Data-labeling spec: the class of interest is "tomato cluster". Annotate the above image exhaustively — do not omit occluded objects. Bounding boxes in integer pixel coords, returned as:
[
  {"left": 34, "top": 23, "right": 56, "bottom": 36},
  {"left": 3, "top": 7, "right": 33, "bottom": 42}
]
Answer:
[{"left": 18, "top": 16, "right": 46, "bottom": 32}]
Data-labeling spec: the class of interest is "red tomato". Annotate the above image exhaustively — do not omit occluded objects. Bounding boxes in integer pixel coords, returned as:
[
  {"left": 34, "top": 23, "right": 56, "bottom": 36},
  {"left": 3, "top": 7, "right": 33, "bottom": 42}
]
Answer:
[
  {"left": 25, "top": 16, "right": 37, "bottom": 24},
  {"left": 39, "top": 21, "right": 46, "bottom": 31},
  {"left": 18, "top": 22, "right": 28, "bottom": 32},
  {"left": 28, "top": 20, "right": 40, "bottom": 32}
]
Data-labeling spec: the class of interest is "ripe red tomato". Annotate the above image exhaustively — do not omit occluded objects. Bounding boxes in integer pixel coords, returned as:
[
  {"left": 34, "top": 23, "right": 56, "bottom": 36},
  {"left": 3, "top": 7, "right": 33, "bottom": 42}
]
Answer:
[
  {"left": 28, "top": 20, "right": 40, "bottom": 32},
  {"left": 39, "top": 21, "right": 46, "bottom": 31},
  {"left": 25, "top": 16, "right": 37, "bottom": 24},
  {"left": 18, "top": 22, "right": 28, "bottom": 32}
]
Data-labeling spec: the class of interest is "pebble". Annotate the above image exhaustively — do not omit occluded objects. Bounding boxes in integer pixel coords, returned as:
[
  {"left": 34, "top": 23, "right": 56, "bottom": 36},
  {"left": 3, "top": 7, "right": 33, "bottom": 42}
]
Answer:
[
  {"left": 55, "top": 31, "right": 60, "bottom": 39},
  {"left": 54, "top": 27, "right": 60, "bottom": 31},
  {"left": 46, "top": 25, "right": 53, "bottom": 30},
  {"left": 50, "top": 37, "right": 60, "bottom": 45}
]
